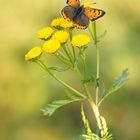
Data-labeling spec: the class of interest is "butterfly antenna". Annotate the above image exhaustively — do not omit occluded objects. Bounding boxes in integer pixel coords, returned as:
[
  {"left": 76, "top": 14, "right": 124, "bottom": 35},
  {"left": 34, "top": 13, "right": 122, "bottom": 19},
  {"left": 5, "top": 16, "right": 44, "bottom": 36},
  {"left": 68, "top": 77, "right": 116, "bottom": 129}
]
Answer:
[
  {"left": 88, "top": 2, "right": 97, "bottom": 5},
  {"left": 83, "top": 1, "right": 97, "bottom": 7}
]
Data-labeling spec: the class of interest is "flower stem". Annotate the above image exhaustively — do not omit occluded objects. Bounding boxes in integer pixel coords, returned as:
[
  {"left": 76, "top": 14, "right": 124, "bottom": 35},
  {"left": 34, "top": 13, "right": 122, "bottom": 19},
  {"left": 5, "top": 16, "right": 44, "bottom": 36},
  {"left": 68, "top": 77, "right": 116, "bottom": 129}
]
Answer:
[
  {"left": 35, "top": 59, "right": 86, "bottom": 99},
  {"left": 92, "top": 22, "right": 100, "bottom": 104},
  {"left": 96, "top": 46, "right": 100, "bottom": 104},
  {"left": 62, "top": 45, "right": 74, "bottom": 66},
  {"left": 54, "top": 53, "right": 72, "bottom": 66},
  {"left": 69, "top": 29, "right": 76, "bottom": 61}
]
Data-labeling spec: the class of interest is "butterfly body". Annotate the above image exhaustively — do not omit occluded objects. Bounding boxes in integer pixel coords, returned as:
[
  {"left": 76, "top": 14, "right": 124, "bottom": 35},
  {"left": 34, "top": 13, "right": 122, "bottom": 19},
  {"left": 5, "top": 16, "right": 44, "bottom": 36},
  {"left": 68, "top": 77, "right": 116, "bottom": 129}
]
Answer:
[
  {"left": 61, "top": 0, "right": 105, "bottom": 29},
  {"left": 73, "top": 6, "right": 84, "bottom": 20}
]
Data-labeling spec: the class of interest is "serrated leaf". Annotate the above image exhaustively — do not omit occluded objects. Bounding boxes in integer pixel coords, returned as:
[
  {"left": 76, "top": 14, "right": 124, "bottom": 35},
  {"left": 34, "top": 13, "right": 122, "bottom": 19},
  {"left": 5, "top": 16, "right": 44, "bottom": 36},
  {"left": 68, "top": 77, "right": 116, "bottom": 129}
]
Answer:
[
  {"left": 41, "top": 97, "right": 83, "bottom": 116},
  {"left": 82, "top": 133, "right": 100, "bottom": 140},
  {"left": 98, "top": 68, "right": 129, "bottom": 105},
  {"left": 48, "top": 66, "right": 70, "bottom": 72},
  {"left": 81, "top": 105, "right": 92, "bottom": 136},
  {"left": 81, "top": 107, "right": 113, "bottom": 140},
  {"left": 83, "top": 132, "right": 113, "bottom": 140},
  {"left": 113, "top": 68, "right": 129, "bottom": 88}
]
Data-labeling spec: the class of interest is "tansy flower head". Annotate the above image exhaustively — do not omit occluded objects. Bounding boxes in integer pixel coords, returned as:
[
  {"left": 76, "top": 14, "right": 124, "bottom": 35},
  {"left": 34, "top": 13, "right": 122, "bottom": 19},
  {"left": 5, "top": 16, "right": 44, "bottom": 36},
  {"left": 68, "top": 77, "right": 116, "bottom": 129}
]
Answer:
[
  {"left": 52, "top": 30, "right": 69, "bottom": 44},
  {"left": 42, "top": 39, "right": 61, "bottom": 54},
  {"left": 51, "top": 18, "right": 63, "bottom": 27},
  {"left": 37, "top": 27, "right": 54, "bottom": 40},
  {"left": 25, "top": 46, "right": 42, "bottom": 61},
  {"left": 51, "top": 18, "right": 74, "bottom": 29},
  {"left": 60, "top": 19, "right": 74, "bottom": 29},
  {"left": 71, "top": 34, "right": 90, "bottom": 48}
]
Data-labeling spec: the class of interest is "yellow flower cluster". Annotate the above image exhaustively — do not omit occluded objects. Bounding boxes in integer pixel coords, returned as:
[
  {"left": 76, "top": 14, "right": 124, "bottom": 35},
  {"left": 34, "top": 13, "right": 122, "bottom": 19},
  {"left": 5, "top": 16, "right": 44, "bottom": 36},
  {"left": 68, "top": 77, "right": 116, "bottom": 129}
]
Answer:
[
  {"left": 25, "top": 25, "right": 70, "bottom": 60},
  {"left": 25, "top": 18, "right": 90, "bottom": 61}
]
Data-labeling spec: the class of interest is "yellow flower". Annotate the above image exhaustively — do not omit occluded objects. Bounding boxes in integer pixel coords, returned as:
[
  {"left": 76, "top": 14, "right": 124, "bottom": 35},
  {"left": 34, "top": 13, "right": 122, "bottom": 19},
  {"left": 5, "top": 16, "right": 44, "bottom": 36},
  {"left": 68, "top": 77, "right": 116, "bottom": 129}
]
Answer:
[
  {"left": 37, "top": 27, "right": 54, "bottom": 40},
  {"left": 71, "top": 34, "right": 90, "bottom": 48},
  {"left": 25, "top": 47, "right": 42, "bottom": 61},
  {"left": 51, "top": 18, "right": 74, "bottom": 29},
  {"left": 52, "top": 30, "right": 69, "bottom": 44},
  {"left": 60, "top": 19, "right": 74, "bottom": 29},
  {"left": 42, "top": 39, "right": 61, "bottom": 53},
  {"left": 51, "top": 18, "right": 63, "bottom": 27}
]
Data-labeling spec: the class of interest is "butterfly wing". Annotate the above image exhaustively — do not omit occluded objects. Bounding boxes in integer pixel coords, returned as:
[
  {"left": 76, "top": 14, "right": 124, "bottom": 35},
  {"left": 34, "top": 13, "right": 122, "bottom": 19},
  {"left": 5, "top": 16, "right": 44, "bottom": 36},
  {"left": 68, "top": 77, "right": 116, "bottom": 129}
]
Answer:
[
  {"left": 73, "top": 14, "right": 89, "bottom": 29},
  {"left": 61, "top": 6, "right": 75, "bottom": 22},
  {"left": 62, "top": 6, "right": 89, "bottom": 29},
  {"left": 66, "top": 0, "right": 80, "bottom": 8},
  {"left": 84, "top": 7, "right": 105, "bottom": 21}
]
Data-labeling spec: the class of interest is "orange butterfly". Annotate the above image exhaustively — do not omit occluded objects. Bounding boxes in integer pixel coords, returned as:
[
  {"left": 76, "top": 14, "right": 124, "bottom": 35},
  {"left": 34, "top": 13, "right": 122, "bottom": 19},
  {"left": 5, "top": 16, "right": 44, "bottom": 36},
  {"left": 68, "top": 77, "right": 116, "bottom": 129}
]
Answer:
[{"left": 61, "top": 0, "right": 105, "bottom": 29}]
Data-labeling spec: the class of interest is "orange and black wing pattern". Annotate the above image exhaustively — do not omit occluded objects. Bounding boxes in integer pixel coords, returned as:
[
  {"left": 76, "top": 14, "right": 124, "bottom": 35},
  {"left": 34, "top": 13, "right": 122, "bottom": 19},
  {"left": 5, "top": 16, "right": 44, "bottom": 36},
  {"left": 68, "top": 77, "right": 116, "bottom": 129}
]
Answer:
[
  {"left": 84, "top": 7, "right": 105, "bottom": 21},
  {"left": 61, "top": 6, "right": 89, "bottom": 29},
  {"left": 62, "top": 0, "right": 106, "bottom": 29},
  {"left": 66, "top": 0, "right": 80, "bottom": 8}
]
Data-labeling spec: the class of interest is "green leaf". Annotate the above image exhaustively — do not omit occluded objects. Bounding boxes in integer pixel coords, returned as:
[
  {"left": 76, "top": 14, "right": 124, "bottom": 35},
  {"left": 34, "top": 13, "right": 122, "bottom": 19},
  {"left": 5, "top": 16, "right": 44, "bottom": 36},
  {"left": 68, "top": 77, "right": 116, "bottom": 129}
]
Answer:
[
  {"left": 83, "top": 132, "right": 113, "bottom": 140},
  {"left": 97, "top": 30, "right": 107, "bottom": 42},
  {"left": 98, "top": 68, "right": 129, "bottom": 105},
  {"left": 81, "top": 105, "right": 92, "bottom": 136},
  {"left": 41, "top": 97, "right": 83, "bottom": 116},
  {"left": 48, "top": 66, "right": 70, "bottom": 72},
  {"left": 82, "top": 133, "right": 100, "bottom": 140},
  {"left": 113, "top": 68, "right": 129, "bottom": 88},
  {"left": 81, "top": 106, "right": 113, "bottom": 140}
]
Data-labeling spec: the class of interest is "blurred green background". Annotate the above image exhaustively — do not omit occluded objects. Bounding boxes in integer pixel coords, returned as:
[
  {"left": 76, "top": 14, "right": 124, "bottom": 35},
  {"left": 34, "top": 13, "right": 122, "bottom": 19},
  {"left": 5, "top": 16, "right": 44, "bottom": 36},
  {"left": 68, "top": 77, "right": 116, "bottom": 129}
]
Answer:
[{"left": 0, "top": 0, "right": 140, "bottom": 140}]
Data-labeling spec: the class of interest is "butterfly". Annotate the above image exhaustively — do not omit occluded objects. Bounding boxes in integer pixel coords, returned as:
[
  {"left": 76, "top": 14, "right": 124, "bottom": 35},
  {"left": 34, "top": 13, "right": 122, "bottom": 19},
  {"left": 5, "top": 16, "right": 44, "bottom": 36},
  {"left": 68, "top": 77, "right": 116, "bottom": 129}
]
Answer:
[{"left": 61, "top": 0, "right": 105, "bottom": 29}]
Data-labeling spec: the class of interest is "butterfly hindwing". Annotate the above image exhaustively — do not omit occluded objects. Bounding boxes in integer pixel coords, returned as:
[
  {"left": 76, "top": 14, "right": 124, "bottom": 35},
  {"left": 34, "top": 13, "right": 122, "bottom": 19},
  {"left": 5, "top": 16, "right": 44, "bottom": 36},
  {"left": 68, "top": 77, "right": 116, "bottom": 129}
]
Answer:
[
  {"left": 84, "top": 7, "right": 105, "bottom": 21},
  {"left": 73, "top": 14, "right": 89, "bottom": 29},
  {"left": 66, "top": 0, "right": 80, "bottom": 8}
]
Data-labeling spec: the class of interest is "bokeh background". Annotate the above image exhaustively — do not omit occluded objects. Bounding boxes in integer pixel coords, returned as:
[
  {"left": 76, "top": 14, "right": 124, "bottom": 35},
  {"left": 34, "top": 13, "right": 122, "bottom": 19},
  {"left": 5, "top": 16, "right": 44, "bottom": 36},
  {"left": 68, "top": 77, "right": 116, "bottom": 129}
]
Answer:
[{"left": 0, "top": 0, "right": 140, "bottom": 140}]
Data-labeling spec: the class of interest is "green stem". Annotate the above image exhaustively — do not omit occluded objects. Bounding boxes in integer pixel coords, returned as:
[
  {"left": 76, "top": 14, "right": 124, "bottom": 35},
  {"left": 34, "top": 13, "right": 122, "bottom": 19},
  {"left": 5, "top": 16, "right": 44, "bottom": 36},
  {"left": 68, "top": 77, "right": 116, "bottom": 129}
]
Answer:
[
  {"left": 75, "top": 53, "right": 104, "bottom": 137},
  {"left": 54, "top": 53, "right": 71, "bottom": 66},
  {"left": 36, "top": 59, "right": 86, "bottom": 99},
  {"left": 92, "top": 22, "right": 100, "bottom": 104},
  {"left": 69, "top": 29, "right": 76, "bottom": 62},
  {"left": 62, "top": 45, "right": 74, "bottom": 66},
  {"left": 96, "top": 45, "right": 100, "bottom": 104},
  {"left": 79, "top": 48, "right": 86, "bottom": 81},
  {"left": 79, "top": 49, "right": 95, "bottom": 105},
  {"left": 92, "top": 22, "right": 98, "bottom": 44}
]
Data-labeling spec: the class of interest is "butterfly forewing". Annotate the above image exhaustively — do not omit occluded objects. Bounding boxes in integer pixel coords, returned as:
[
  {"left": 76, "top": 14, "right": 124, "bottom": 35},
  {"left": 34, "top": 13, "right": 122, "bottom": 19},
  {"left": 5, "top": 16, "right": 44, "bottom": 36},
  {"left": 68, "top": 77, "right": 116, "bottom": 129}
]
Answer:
[
  {"left": 61, "top": 6, "right": 75, "bottom": 22},
  {"left": 84, "top": 7, "right": 105, "bottom": 21},
  {"left": 67, "top": 0, "right": 80, "bottom": 8}
]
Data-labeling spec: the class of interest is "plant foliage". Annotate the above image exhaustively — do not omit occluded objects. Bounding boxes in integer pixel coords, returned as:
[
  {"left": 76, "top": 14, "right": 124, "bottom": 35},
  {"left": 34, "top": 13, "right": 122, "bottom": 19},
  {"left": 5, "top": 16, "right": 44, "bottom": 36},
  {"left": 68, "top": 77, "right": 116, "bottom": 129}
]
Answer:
[
  {"left": 41, "top": 95, "right": 84, "bottom": 116},
  {"left": 99, "top": 68, "right": 129, "bottom": 105}
]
